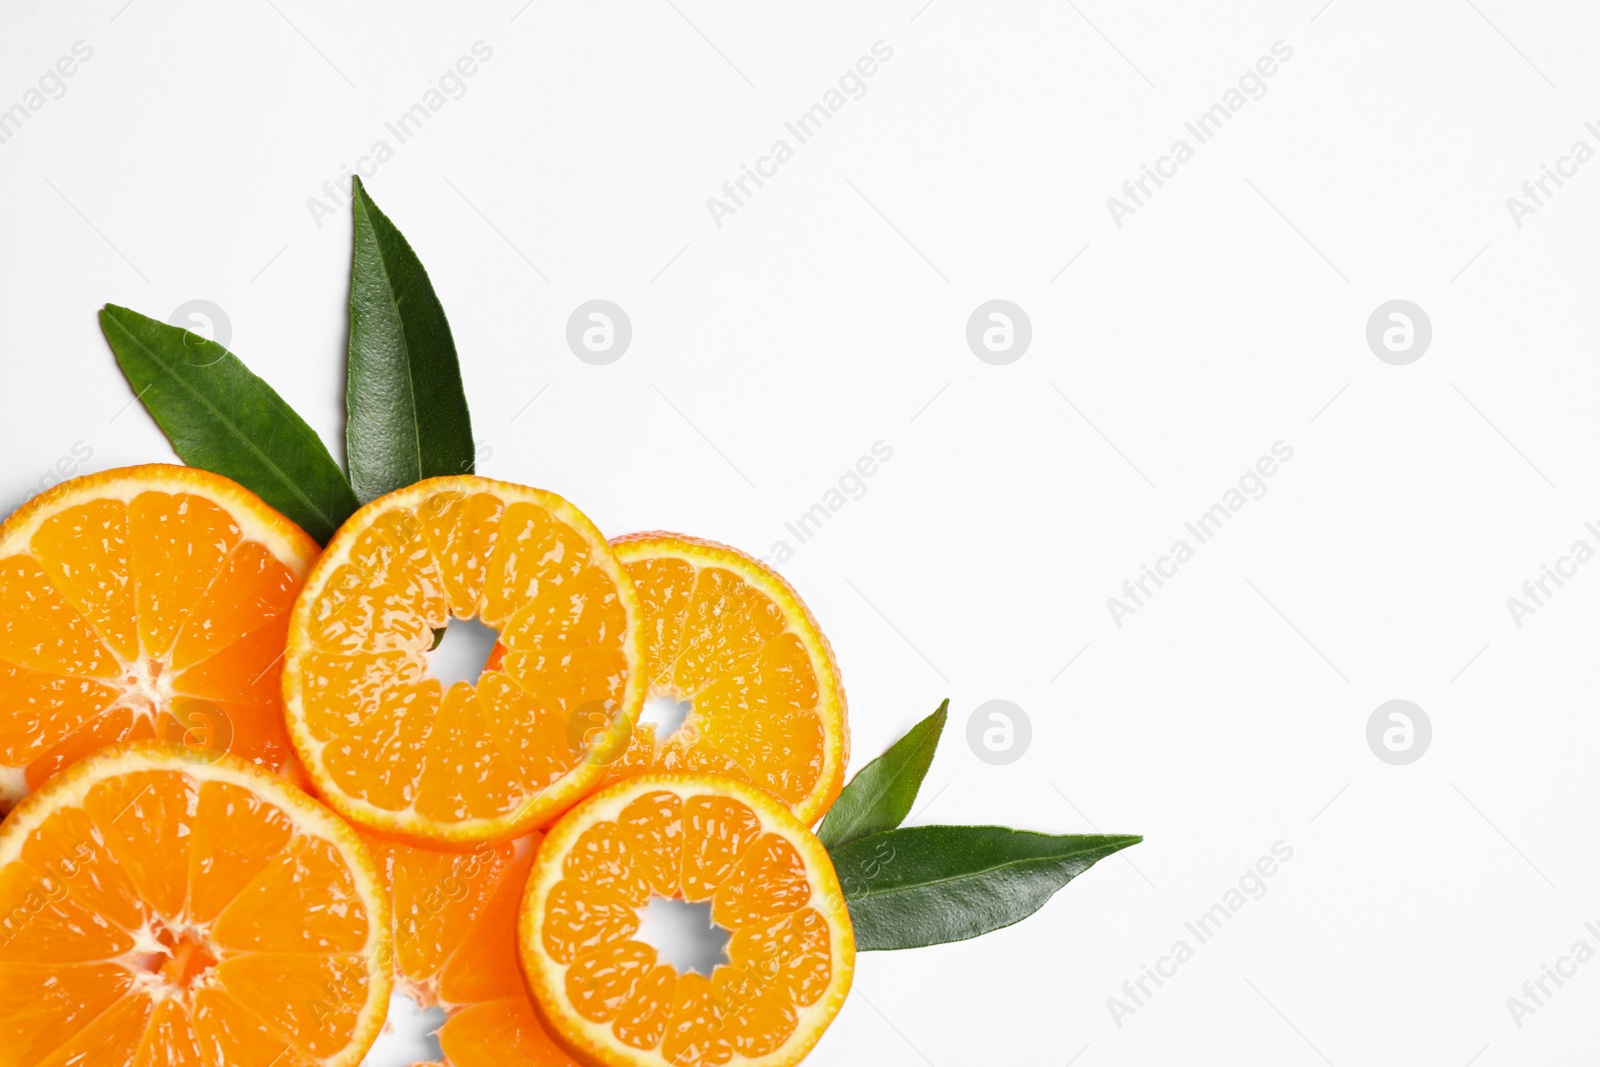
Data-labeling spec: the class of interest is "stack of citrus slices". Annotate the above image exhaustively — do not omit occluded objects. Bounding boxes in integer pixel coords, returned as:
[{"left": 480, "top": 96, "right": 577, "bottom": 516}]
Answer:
[{"left": 0, "top": 466, "right": 854, "bottom": 1067}]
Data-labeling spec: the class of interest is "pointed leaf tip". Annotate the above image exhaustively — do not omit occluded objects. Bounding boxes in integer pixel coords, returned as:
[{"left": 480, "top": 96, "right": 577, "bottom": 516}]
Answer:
[
  {"left": 833, "top": 825, "right": 1141, "bottom": 950},
  {"left": 345, "top": 177, "right": 475, "bottom": 502},
  {"left": 818, "top": 699, "right": 949, "bottom": 849}
]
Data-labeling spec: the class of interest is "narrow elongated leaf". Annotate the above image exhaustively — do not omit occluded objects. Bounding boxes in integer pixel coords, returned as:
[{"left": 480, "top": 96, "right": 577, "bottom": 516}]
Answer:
[
  {"left": 346, "top": 175, "right": 474, "bottom": 502},
  {"left": 99, "top": 304, "right": 359, "bottom": 543},
  {"left": 818, "top": 700, "right": 947, "bottom": 849},
  {"left": 831, "top": 825, "right": 1141, "bottom": 951}
]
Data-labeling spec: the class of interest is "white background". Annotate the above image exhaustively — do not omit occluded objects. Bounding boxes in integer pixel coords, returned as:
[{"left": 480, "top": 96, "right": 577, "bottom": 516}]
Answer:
[{"left": 3, "top": 1, "right": 1600, "bottom": 1063}]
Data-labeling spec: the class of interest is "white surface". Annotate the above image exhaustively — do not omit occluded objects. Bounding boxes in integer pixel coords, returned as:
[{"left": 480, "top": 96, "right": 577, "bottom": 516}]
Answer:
[{"left": 3, "top": 1, "right": 1598, "bottom": 1063}]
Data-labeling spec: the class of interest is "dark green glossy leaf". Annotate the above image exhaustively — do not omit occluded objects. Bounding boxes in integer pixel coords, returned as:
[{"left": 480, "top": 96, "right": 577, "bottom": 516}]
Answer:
[
  {"left": 817, "top": 700, "right": 947, "bottom": 849},
  {"left": 99, "top": 304, "right": 359, "bottom": 544},
  {"left": 346, "top": 175, "right": 474, "bottom": 503},
  {"left": 831, "top": 825, "right": 1141, "bottom": 951}
]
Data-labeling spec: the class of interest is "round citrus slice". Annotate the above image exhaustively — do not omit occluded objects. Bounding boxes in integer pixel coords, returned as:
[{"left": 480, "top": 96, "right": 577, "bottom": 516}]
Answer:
[
  {"left": 519, "top": 773, "right": 855, "bottom": 1067},
  {"left": 0, "top": 741, "right": 391, "bottom": 1067},
  {"left": 363, "top": 829, "right": 581, "bottom": 1066},
  {"left": 0, "top": 463, "right": 320, "bottom": 811},
  {"left": 283, "top": 475, "right": 644, "bottom": 845},
  {"left": 598, "top": 534, "right": 847, "bottom": 826}
]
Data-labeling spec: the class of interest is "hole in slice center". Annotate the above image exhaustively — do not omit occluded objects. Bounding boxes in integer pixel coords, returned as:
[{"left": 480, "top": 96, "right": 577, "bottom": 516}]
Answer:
[
  {"left": 639, "top": 695, "right": 693, "bottom": 741},
  {"left": 635, "top": 898, "right": 730, "bottom": 977},
  {"left": 426, "top": 617, "right": 500, "bottom": 687},
  {"left": 362, "top": 991, "right": 447, "bottom": 1067}
]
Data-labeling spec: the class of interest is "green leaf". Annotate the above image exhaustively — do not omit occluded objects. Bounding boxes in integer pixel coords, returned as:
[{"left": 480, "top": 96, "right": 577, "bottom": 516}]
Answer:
[
  {"left": 346, "top": 175, "right": 475, "bottom": 503},
  {"left": 99, "top": 304, "right": 360, "bottom": 544},
  {"left": 817, "top": 699, "right": 947, "bottom": 849},
  {"left": 830, "top": 825, "right": 1141, "bottom": 951}
]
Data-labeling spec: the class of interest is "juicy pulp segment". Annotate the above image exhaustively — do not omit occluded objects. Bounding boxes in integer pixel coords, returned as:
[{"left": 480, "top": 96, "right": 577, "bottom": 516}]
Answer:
[
  {"left": 0, "top": 746, "right": 389, "bottom": 1067},
  {"left": 602, "top": 536, "right": 847, "bottom": 826},
  {"left": 285, "top": 478, "right": 640, "bottom": 840},
  {"left": 522, "top": 778, "right": 854, "bottom": 1067},
  {"left": 0, "top": 468, "right": 316, "bottom": 809},
  {"left": 363, "top": 831, "right": 580, "bottom": 1067}
]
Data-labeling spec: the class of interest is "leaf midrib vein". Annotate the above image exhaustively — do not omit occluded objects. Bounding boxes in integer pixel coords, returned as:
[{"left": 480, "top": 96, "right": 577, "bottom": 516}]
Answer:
[
  {"left": 844, "top": 839, "right": 1135, "bottom": 905},
  {"left": 845, "top": 853, "right": 1068, "bottom": 904},
  {"left": 831, "top": 728, "right": 939, "bottom": 840},
  {"left": 111, "top": 314, "right": 334, "bottom": 528},
  {"left": 359, "top": 207, "right": 426, "bottom": 485}
]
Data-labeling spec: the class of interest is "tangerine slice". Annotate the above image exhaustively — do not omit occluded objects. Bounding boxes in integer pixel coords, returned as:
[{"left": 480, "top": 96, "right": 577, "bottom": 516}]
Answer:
[
  {"left": 519, "top": 774, "right": 854, "bottom": 1067},
  {"left": 0, "top": 464, "right": 320, "bottom": 811},
  {"left": 363, "top": 830, "right": 581, "bottom": 1066},
  {"left": 599, "top": 534, "right": 848, "bottom": 826},
  {"left": 283, "top": 475, "right": 644, "bottom": 845},
  {"left": 0, "top": 742, "right": 391, "bottom": 1067}
]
